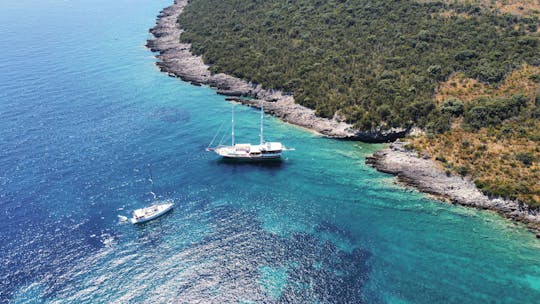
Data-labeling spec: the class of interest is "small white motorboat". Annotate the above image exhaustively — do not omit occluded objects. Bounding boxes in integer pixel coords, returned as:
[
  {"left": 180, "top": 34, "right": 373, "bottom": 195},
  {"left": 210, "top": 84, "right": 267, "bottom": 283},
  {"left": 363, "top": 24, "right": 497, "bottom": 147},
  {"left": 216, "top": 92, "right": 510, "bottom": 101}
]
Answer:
[{"left": 130, "top": 201, "right": 173, "bottom": 224}]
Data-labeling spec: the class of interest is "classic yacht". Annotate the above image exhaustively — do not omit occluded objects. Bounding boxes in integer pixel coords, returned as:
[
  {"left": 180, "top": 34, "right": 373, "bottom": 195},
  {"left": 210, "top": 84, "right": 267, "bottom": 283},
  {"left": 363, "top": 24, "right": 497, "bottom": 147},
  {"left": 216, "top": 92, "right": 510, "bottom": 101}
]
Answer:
[{"left": 206, "top": 105, "right": 294, "bottom": 161}]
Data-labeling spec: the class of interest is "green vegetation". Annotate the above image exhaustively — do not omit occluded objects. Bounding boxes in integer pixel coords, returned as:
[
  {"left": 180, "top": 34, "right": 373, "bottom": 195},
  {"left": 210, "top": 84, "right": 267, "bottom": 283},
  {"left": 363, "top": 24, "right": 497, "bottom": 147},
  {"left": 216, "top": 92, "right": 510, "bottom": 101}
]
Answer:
[
  {"left": 462, "top": 94, "right": 527, "bottom": 129},
  {"left": 440, "top": 98, "right": 464, "bottom": 117},
  {"left": 516, "top": 151, "right": 535, "bottom": 166},
  {"left": 178, "top": 0, "right": 539, "bottom": 129},
  {"left": 178, "top": 0, "right": 539, "bottom": 206}
]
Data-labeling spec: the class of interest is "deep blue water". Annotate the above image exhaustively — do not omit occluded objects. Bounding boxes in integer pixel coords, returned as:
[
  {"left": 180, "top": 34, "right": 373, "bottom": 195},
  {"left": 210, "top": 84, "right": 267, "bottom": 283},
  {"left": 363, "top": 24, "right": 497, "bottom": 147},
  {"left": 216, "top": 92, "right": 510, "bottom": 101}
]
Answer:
[{"left": 1, "top": 0, "right": 539, "bottom": 303}]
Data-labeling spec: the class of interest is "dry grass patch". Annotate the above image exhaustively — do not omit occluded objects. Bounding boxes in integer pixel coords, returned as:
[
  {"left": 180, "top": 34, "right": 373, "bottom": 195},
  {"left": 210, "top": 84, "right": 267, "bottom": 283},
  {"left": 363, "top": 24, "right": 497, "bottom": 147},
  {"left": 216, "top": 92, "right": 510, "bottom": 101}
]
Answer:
[
  {"left": 410, "top": 121, "right": 540, "bottom": 205},
  {"left": 421, "top": 0, "right": 540, "bottom": 17},
  {"left": 435, "top": 64, "right": 540, "bottom": 103},
  {"left": 411, "top": 63, "right": 540, "bottom": 206}
]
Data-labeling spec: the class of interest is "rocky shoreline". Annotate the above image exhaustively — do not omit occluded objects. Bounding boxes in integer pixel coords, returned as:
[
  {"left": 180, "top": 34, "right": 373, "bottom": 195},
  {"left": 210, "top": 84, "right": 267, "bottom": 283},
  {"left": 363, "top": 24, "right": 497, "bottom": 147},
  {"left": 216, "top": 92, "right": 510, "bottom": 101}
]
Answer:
[
  {"left": 145, "top": 0, "right": 407, "bottom": 142},
  {"left": 366, "top": 141, "right": 540, "bottom": 234},
  {"left": 147, "top": 0, "right": 540, "bottom": 236}
]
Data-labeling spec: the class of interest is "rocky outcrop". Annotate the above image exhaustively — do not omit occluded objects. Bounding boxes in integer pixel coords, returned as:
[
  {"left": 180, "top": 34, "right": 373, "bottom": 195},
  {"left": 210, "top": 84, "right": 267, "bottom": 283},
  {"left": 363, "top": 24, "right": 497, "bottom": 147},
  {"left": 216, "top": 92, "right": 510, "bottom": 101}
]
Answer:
[
  {"left": 146, "top": 0, "right": 407, "bottom": 142},
  {"left": 366, "top": 141, "right": 540, "bottom": 231}
]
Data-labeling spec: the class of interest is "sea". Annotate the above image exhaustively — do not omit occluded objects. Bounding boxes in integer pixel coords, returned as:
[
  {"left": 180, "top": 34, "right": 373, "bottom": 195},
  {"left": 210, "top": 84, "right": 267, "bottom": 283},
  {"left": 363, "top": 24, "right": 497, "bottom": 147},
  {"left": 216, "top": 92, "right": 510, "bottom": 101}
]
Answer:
[{"left": 1, "top": 0, "right": 539, "bottom": 303}]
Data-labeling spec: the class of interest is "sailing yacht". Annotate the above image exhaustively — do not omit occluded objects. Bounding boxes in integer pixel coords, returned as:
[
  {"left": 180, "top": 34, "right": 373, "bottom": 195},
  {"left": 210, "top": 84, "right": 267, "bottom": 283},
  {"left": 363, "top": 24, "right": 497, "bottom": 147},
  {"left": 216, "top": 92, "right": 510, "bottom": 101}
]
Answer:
[
  {"left": 129, "top": 165, "right": 174, "bottom": 224},
  {"left": 206, "top": 105, "right": 294, "bottom": 161},
  {"left": 130, "top": 200, "right": 173, "bottom": 224}
]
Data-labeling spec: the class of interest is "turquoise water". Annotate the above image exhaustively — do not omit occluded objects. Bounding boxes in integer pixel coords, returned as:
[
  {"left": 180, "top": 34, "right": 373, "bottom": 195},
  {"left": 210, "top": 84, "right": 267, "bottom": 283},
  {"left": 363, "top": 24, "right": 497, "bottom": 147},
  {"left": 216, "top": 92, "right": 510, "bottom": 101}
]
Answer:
[{"left": 1, "top": 0, "right": 539, "bottom": 303}]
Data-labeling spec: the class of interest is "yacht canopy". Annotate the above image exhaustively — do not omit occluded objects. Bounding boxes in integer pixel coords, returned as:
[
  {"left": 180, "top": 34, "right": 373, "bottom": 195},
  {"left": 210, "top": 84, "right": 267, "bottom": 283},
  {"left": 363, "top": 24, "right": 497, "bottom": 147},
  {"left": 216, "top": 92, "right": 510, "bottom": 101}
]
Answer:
[{"left": 263, "top": 142, "right": 283, "bottom": 151}]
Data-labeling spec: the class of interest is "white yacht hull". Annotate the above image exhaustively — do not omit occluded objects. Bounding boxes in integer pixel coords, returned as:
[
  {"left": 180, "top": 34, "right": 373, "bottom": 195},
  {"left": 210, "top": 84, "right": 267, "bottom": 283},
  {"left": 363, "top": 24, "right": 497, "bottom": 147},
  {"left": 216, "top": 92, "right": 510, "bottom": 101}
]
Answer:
[
  {"left": 130, "top": 202, "right": 174, "bottom": 224},
  {"left": 221, "top": 154, "right": 281, "bottom": 161},
  {"left": 213, "top": 145, "right": 282, "bottom": 161}
]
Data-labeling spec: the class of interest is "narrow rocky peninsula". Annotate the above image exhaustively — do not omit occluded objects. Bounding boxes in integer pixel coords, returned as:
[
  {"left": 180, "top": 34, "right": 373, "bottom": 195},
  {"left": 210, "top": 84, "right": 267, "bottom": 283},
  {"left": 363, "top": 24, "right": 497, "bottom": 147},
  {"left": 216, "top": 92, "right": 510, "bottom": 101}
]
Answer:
[
  {"left": 146, "top": 0, "right": 407, "bottom": 142},
  {"left": 366, "top": 141, "right": 540, "bottom": 233}
]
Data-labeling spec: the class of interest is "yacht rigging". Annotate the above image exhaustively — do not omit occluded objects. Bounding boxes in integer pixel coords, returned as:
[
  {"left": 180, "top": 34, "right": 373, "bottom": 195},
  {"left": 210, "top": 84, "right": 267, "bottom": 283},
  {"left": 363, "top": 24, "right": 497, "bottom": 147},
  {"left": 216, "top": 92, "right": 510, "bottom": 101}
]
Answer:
[{"left": 206, "top": 105, "right": 294, "bottom": 161}]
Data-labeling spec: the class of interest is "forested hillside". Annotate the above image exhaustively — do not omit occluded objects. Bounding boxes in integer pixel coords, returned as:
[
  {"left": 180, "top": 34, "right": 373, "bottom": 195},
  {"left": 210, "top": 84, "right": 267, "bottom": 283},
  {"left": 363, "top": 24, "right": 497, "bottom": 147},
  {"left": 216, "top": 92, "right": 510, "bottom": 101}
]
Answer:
[
  {"left": 179, "top": 0, "right": 538, "bottom": 128},
  {"left": 178, "top": 0, "right": 539, "bottom": 205}
]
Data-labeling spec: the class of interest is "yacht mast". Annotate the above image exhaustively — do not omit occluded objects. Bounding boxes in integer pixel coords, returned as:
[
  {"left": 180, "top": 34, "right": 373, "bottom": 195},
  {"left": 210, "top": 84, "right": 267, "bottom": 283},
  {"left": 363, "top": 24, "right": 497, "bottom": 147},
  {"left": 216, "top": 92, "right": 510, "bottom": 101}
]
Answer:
[
  {"left": 231, "top": 105, "right": 235, "bottom": 146},
  {"left": 259, "top": 106, "right": 264, "bottom": 145},
  {"left": 147, "top": 164, "right": 156, "bottom": 201}
]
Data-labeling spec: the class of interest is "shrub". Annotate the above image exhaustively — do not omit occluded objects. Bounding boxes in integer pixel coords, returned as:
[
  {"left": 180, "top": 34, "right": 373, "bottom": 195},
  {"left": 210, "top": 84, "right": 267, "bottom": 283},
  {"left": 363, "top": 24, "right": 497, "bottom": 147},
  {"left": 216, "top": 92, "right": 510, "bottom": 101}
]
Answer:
[
  {"left": 405, "top": 100, "right": 436, "bottom": 125},
  {"left": 515, "top": 152, "right": 535, "bottom": 167},
  {"left": 529, "top": 74, "right": 540, "bottom": 83},
  {"left": 427, "top": 113, "right": 451, "bottom": 134},
  {"left": 436, "top": 155, "right": 447, "bottom": 163},
  {"left": 404, "top": 143, "right": 415, "bottom": 151},
  {"left": 463, "top": 95, "right": 528, "bottom": 129},
  {"left": 474, "top": 179, "right": 486, "bottom": 190},
  {"left": 456, "top": 165, "right": 469, "bottom": 176},
  {"left": 440, "top": 98, "right": 464, "bottom": 117},
  {"left": 427, "top": 65, "right": 442, "bottom": 76},
  {"left": 455, "top": 50, "right": 478, "bottom": 61},
  {"left": 473, "top": 63, "right": 505, "bottom": 82}
]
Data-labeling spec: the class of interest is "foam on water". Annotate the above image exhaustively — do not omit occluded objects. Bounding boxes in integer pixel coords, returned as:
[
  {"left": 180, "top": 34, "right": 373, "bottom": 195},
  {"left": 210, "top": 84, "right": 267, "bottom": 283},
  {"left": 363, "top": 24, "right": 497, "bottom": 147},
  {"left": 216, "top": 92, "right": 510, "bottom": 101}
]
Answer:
[{"left": 1, "top": 0, "right": 540, "bottom": 303}]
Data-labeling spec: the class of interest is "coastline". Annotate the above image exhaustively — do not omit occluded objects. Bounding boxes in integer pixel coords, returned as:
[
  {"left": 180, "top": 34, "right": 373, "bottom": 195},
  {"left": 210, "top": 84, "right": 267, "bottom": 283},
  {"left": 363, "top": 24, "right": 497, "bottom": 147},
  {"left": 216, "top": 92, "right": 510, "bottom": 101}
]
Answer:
[
  {"left": 366, "top": 141, "right": 540, "bottom": 234},
  {"left": 145, "top": 0, "right": 407, "bottom": 142},
  {"left": 147, "top": 1, "right": 540, "bottom": 235}
]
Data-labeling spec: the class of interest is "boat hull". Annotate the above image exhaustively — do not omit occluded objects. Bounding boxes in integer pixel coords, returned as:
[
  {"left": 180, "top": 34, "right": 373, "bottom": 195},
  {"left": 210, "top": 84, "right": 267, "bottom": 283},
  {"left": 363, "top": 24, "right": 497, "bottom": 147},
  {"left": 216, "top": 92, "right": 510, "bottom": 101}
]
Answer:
[
  {"left": 130, "top": 203, "right": 173, "bottom": 224},
  {"left": 213, "top": 145, "right": 283, "bottom": 161},
  {"left": 220, "top": 153, "right": 281, "bottom": 161}
]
